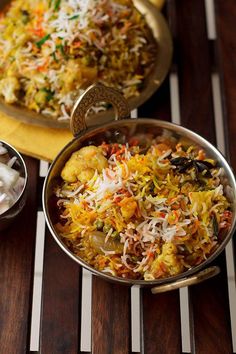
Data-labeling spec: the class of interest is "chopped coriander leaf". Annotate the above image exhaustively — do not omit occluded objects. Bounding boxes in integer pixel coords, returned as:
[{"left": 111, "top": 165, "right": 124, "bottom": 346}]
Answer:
[
  {"left": 56, "top": 44, "right": 67, "bottom": 58},
  {"left": 69, "top": 14, "right": 80, "bottom": 20},
  {"left": 51, "top": 52, "right": 58, "bottom": 62},
  {"left": 41, "top": 88, "right": 55, "bottom": 101},
  {"left": 36, "top": 34, "right": 51, "bottom": 48},
  {"left": 54, "top": 0, "right": 61, "bottom": 11}
]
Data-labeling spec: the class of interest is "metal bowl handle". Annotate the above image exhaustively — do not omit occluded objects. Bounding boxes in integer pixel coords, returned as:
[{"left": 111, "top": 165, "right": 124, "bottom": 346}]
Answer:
[
  {"left": 151, "top": 266, "right": 220, "bottom": 294},
  {"left": 70, "top": 83, "right": 131, "bottom": 136}
]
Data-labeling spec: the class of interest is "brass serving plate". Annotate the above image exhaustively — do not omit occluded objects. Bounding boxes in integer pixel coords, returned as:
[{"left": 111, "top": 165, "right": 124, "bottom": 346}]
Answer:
[{"left": 0, "top": 0, "right": 173, "bottom": 129}]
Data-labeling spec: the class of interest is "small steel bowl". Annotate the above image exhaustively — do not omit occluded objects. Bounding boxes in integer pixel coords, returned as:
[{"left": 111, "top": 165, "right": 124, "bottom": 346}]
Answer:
[
  {"left": 0, "top": 141, "right": 27, "bottom": 231},
  {"left": 43, "top": 84, "right": 236, "bottom": 293}
]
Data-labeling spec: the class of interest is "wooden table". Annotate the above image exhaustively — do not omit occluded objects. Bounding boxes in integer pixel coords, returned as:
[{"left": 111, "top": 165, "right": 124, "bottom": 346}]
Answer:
[{"left": 1, "top": 1, "right": 236, "bottom": 353}]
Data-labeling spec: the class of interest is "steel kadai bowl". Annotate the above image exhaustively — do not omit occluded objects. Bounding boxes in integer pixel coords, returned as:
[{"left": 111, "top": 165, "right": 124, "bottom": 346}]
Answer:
[{"left": 43, "top": 84, "right": 236, "bottom": 293}]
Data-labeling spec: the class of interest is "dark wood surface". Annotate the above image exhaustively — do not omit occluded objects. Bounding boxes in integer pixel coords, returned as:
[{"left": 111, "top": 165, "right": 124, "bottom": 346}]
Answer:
[
  {"left": 141, "top": 290, "right": 182, "bottom": 354},
  {"left": 91, "top": 278, "right": 131, "bottom": 354},
  {"left": 0, "top": 1, "right": 236, "bottom": 353}
]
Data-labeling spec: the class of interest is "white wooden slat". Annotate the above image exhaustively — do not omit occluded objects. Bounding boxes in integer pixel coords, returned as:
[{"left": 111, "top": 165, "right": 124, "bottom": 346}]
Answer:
[
  {"left": 131, "top": 108, "right": 138, "bottom": 119},
  {"left": 80, "top": 268, "right": 92, "bottom": 352},
  {"left": 39, "top": 160, "right": 49, "bottom": 177},
  {"left": 205, "top": 0, "right": 217, "bottom": 40},
  {"left": 29, "top": 211, "right": 46, "bottom": 351},
  {"left": 179, "top": 287, "right": 191, "bottom": 353},
  {"left": 30, "top": 160, "right": 48, "bottom": 351},
  {"left": 170, "top": 73, "right": 181, "bottom": 125},
  {"left": 211, "top": 74, "right": 226, "bottom": 156},
  {"left": 131, "top": 286, "right": 141, "bottom": 352}
]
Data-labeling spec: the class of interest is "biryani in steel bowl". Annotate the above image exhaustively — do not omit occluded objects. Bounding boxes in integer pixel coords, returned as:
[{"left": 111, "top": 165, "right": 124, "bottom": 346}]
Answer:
[
  {"left": 0, "top": 0, "right": 168, "bottom": 125},
  {"left": 43, "top": 84, "right": 236, "bottom": 291}
]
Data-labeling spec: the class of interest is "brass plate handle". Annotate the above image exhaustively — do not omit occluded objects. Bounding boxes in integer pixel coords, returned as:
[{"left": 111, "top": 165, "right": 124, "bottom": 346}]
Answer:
[
  {"left": 70, "top": 83, "right": 130, "bottom": 136},
  {"left": 151, "top": 266, "right": 220, "bottom": 294}
]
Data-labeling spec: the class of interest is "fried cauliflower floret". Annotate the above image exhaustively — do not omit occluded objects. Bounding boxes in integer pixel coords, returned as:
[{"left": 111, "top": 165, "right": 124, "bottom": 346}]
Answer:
[
  {"left": 119, "top": 197, "right": 137, "bottom": 219},
  {"left": 144, "top": 243, "right": 184, "bottom": 280},
  {"left": 61, "top": 146, "right": 108, "bottom": 183},
  {"left": 0, "top": 77, "right": 20, "bottom": 103}
]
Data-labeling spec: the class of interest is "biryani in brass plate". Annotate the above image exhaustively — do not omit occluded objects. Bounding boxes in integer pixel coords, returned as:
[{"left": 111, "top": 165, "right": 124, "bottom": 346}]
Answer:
[{"left": 0, "top": 0, "right": 172, "bottom": 129}]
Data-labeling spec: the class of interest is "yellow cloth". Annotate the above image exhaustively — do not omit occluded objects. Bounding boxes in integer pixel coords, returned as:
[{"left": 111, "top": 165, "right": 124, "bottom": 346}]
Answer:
[{"left": 0, "top": 112, "right": 72, "bottom": 162}]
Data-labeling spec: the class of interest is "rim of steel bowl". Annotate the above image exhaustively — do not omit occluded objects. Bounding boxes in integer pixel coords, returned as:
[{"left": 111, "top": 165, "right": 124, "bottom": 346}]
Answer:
[{"left": 42, "top": 115, "right": 236, "bottom": 288}]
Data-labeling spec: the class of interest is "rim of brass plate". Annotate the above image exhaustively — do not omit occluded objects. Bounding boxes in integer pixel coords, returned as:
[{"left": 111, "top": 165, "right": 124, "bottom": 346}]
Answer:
[{"left": 151, "top": 266, "right": 221, "bottom": 294}]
